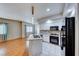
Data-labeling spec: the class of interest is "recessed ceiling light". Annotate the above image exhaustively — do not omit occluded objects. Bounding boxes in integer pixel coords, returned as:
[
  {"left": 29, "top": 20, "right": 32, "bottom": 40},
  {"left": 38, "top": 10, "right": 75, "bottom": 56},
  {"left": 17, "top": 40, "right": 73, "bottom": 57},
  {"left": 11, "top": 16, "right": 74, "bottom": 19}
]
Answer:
[
  {"left": 46, "top": 20, "right": 52, "bottom": 23},
  {"left": 46, "top": 8, "right": 50, "bottom": 12}
]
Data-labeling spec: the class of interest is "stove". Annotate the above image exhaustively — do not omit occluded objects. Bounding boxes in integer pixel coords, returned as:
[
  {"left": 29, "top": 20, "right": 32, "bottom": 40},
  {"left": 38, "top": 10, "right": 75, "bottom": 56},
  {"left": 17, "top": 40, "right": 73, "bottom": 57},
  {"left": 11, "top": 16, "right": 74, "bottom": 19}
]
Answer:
[{"left": 50, "top": 34, "right": 59, "bottom": 45}]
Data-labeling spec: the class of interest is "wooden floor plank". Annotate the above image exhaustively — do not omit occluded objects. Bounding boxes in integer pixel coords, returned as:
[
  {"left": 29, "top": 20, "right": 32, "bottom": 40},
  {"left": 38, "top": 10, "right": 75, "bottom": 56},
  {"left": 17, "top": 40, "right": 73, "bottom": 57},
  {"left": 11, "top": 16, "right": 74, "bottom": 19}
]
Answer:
[{"left": 0, "top": 38, "right": 30, "bottom": 56}]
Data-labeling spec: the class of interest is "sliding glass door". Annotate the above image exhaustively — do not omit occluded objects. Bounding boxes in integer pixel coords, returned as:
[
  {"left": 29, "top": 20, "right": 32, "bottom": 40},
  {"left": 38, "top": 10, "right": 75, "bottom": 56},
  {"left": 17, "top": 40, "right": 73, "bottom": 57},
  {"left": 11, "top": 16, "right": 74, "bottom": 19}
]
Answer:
[{"left": 0, "top": 23, "right": 7, "bottom": 40}]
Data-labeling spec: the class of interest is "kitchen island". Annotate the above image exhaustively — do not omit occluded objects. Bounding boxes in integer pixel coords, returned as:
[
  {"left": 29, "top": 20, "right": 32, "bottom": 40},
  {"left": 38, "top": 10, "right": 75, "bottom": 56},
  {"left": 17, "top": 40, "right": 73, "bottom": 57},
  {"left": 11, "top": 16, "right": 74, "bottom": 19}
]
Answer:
[{"left": 27, "top": 35, "right": 43, "bottom": 56}]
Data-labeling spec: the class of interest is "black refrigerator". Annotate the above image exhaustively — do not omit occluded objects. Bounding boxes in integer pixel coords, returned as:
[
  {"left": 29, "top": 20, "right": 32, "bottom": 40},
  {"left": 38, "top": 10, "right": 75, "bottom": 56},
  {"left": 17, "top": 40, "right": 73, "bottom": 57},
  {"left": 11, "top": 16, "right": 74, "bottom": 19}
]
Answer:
[{"left": 65, "top": 17, "right": 75, "bottom": 56}]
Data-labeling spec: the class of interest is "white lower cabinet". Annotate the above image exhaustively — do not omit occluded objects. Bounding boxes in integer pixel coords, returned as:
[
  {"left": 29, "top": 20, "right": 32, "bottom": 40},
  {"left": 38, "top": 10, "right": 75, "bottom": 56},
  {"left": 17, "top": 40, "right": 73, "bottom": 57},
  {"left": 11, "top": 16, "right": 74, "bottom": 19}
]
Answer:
[
  {"left": 43, "top": 34, "right": 49, "bottom": 43},
  {"left": 0, "top": 48, "right": 6, "bottom": 56},
  {"left": 27, "top": 39, "right": 42, "bottom": 56}
]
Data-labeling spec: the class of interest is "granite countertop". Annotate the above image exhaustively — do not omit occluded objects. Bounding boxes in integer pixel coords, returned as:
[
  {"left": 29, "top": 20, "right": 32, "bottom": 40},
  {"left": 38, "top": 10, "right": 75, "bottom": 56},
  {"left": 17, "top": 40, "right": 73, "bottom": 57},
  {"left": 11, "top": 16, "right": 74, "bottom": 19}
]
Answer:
[{"left": 27, "top": 38, "right": 43, "bottom": 40}]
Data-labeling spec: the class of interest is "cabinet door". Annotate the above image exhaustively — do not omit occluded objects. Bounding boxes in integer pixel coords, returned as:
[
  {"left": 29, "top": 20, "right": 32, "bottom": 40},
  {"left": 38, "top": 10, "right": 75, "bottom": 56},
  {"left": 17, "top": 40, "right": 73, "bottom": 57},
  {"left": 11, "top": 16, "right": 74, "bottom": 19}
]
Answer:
[
  {"left": 40, "top": 25, "right": 49, "bottom": 30},
  {"left": 43, "top": 35, "right": 49, "bottom": 42}
]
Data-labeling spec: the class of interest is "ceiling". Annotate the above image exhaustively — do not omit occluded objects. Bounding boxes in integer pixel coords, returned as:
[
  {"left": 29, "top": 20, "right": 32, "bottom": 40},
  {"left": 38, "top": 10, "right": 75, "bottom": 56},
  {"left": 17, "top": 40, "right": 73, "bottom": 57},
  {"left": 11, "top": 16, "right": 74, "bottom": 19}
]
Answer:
[
  {"left": 0, "top": 3, "right": 75, "bottom": 23},
  {"left": 33, "top": 3, "right": 64, "bottom": 20}
]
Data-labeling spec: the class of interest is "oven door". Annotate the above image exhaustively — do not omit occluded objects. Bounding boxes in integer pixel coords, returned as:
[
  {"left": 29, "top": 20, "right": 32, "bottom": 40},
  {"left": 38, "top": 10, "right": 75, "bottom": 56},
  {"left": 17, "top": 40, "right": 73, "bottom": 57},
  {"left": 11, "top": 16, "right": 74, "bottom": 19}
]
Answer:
[{"left": 50, "top": 36, "right": 59, "bottom": 45}]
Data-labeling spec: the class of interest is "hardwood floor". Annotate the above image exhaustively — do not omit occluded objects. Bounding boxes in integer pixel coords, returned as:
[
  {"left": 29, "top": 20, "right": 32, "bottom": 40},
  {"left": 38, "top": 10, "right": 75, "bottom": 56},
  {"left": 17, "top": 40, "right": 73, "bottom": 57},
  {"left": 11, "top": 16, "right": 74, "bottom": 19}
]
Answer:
[{"left": 0, "top": 38, "right": 30, "bottom": 56}]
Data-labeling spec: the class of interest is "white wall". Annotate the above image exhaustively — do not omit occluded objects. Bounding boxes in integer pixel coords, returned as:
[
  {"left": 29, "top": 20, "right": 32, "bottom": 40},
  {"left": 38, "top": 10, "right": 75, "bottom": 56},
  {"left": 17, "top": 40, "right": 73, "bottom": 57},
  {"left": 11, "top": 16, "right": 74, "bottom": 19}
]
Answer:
[
  {"left": 7, "top": 21, "right": 22, "bottom": 40},
  {"left": 0, "top": 19, "right": 22, "bottom": 40},
  {"left": 63, "top": 3, "right": 76, "bottom": 17},
  {"left": 35, "top": 23, "right": 40, "bottom": 35},
  {"left": 34, "top": 19, "right": 40, "bottom": 35},
  {"left": 75, "top": 4, "right": 79, "bottom": 56},
  {"left": 22, "top": 22, "right": 26, "bottom": 38},
  {"left": 39, "top": 18, "right": 65, "bottom": 31}
]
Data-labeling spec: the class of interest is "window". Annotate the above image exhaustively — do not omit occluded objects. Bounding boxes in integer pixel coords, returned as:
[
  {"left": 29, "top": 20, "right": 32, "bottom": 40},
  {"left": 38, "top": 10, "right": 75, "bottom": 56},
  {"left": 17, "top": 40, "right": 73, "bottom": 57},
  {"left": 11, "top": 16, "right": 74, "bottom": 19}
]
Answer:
[
  {"left": 26, "top": 26, "right": 33, "bottom": 32},
  {"left": 0, "top": 24, "right": 7, "bottom": 34}
]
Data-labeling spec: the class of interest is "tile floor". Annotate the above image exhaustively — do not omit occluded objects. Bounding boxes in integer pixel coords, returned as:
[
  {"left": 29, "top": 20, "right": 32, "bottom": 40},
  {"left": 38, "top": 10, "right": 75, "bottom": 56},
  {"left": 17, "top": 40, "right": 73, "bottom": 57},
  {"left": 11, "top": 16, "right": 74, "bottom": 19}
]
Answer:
[
  {"left": 26, "top": 41, "right": 65, "bottom": 56},
  {"left": 40, "top": 42, "right": 65, "bottom": 56}
]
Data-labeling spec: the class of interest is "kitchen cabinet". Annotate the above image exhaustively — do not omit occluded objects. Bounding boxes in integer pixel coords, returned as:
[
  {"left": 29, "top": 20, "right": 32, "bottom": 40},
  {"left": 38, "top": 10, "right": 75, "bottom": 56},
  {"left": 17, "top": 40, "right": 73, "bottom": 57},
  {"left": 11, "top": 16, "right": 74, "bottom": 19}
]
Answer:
[
  {"left": 43, "top": 34, "right": 49, "bottom": 43},
  {"left": 40, "top": 25, "right": 50, "bottom": 30},
  {"left": 40, "top": 30, "right": 65, "bottom": 46},
  {"left": 27, "top": 35, "right": 42, "bottom": 56}
]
